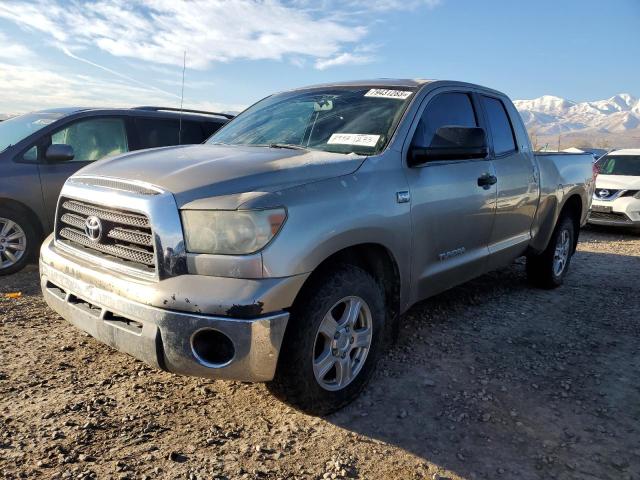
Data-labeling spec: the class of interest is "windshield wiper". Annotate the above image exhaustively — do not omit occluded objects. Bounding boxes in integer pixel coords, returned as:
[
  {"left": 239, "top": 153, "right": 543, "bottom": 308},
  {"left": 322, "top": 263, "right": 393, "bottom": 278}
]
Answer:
[{"left": 267, "top": 143, "right": 308, "bottom": 151}]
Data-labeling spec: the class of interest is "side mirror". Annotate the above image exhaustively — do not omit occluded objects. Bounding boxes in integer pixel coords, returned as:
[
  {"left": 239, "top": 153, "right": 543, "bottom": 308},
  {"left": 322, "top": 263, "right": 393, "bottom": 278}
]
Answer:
[
  {"left": 46, "top": 144, "right": 75, "bottom": 162},
  {"left": 409, "top": 126, "right": 488, "bottom": 166}
]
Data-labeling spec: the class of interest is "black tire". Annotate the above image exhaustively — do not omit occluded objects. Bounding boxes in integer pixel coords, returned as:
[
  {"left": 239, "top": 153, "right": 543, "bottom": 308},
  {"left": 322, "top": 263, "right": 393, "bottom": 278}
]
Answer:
[
  {"left": 268, "top": 265, "right": 385, "bottom": 415},
  {"left": 0, "top": 206, "right": 38, "bottom": 276},
  {"left": 526, "top": 215, "right": 575, "bottom": 289}
]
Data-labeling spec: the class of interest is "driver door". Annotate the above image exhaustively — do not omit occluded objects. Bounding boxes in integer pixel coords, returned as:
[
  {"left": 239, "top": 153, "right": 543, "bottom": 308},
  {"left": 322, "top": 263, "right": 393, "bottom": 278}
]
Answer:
[{"left": 405, "top": 90, "right": 497, "bottom": 301}]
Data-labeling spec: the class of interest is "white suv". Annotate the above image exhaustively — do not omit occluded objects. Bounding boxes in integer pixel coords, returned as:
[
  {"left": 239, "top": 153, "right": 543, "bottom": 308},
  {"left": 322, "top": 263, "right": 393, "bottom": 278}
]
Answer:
[{"left": 589, "top": 149, "right": 640, "bottom": 228}]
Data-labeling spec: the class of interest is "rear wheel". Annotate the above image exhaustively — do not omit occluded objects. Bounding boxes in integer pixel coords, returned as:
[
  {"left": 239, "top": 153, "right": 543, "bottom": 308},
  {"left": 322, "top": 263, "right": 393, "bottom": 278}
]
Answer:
[
  {"left": 526, "top": 215, "right": 575, "bottom": 289},
  {"left": 268, "top": 265, "right": 385, "bottom": 415},
  {"left": 0, "top": 207, "right": 37, "bottom": 276}
]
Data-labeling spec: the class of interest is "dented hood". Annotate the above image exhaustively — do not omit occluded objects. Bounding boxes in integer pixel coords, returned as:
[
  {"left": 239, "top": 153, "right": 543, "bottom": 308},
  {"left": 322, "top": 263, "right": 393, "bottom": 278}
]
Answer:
[{"left": 76, "top": 144, "right": 366, "bottom": 208}]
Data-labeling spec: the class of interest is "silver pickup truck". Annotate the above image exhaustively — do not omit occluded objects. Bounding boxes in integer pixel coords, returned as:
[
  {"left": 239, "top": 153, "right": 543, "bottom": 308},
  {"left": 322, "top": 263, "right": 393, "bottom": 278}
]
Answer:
[{"left": 40, "top": 79, "right": 595, "bottom": 414}]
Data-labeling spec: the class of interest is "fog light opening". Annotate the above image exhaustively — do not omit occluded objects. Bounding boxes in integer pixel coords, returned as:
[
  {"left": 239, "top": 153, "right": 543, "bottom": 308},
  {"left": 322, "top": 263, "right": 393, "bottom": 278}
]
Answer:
[{"left": 191, "top": 328, "right": 235, "bottom": 367}]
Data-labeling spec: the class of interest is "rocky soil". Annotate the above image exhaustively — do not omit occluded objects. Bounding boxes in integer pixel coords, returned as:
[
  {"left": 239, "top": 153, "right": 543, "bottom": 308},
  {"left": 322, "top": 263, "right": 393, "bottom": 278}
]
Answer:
[{"left": 1, "top": 227, "right": 639, "bottom": 480}]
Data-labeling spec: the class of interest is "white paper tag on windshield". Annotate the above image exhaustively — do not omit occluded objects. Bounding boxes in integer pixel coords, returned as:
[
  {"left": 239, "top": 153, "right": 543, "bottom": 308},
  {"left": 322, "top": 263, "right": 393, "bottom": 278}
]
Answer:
[
  {"left": 365, "top": 89, "right": 412, "bottom": 100},
  {"left": 328, "top": 133, "right": 380, "bottom": 147}
]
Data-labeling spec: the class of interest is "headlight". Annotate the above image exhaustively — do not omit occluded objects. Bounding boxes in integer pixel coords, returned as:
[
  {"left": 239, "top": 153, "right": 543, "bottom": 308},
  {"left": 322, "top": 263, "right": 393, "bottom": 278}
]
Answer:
[{"left": 181, "top": 209, "right": 286, "bottom": 255}]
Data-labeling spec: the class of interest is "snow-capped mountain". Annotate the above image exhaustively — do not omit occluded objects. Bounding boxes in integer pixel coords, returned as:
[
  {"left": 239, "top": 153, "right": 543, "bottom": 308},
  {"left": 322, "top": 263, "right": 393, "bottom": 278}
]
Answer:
[{"left": 514, "top": 93, "right": 640, "bottom": 136}]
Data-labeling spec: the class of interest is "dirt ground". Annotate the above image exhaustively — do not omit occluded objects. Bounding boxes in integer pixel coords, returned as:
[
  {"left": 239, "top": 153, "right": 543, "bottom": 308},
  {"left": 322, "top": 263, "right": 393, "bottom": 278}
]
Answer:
[{"left": 1, "top": 227, "right": 639, "bottom": 480}]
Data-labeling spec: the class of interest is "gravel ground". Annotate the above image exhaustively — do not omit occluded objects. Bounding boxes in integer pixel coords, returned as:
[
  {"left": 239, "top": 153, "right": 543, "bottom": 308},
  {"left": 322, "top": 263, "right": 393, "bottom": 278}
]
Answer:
[{"left": 1, "top": 227, "right": 639, "bottom": 480}]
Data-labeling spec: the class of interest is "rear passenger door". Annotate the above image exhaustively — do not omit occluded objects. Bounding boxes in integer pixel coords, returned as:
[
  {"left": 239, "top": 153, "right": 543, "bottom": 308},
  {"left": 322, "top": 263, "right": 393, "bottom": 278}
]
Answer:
[
  {"left": 480, "top": 95, "right": 539, "bottom": 269},
  {"left": 133, "top": 118, "right": 212, "bottom": 148},
  {"left": 405, "top": 90, "right": 497, "bottom": 301}
]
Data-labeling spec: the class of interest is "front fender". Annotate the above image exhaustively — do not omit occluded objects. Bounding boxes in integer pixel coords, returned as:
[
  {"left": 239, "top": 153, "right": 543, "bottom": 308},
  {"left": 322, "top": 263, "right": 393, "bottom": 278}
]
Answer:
[{"left": 246, "top": 160, "right": 412, "bottom": 308}]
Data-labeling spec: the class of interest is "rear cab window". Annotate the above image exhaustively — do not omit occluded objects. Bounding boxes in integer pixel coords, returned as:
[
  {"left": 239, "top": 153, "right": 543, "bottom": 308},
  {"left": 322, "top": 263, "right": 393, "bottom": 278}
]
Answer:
[{"left": 481, "top": 96, "right": 517, "bottom": 155}]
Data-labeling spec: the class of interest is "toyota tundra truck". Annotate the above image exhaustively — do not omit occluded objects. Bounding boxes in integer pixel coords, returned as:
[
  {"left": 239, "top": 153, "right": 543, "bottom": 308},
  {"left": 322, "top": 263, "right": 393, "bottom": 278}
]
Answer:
[{"left": 40, "top": 80, "right": 596, "bottom": 414}]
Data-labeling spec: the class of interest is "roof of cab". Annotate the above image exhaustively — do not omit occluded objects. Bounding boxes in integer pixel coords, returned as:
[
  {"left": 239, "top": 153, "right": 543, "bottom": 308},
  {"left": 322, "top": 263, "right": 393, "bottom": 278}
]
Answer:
[
  {"left": 284, "top": 78, "right": 507, "bottom": 97},
  {"left": 296, "top": 78, "right": 435, "bottom": 89}
]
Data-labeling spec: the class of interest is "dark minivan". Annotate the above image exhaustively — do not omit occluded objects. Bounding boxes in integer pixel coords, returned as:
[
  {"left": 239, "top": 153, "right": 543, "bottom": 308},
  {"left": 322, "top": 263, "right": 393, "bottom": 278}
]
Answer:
[{"left": 0, "top": 106, "right": 232, "bottom": 275}]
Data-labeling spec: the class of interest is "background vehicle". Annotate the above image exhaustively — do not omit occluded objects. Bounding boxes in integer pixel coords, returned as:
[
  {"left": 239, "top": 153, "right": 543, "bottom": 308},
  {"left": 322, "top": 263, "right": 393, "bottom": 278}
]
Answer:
[
  {"left": 589, "top": 149, "right": 640, "bottom": 229},
  {"left": 40, "top": 80, "right": 595, "bottom": 414},
  {"left": 0, "top": 106, "right": 232, "bottom": 274}
]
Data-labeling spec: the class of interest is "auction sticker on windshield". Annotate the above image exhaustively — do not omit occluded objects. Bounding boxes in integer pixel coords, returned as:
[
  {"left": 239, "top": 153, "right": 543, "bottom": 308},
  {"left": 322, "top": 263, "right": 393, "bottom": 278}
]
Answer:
[
  {"left": 364, "top": 89, "right": 413, "bottom": 100},
  {"left": 327, "top": 133, "right": 380, "bottom": 147}
]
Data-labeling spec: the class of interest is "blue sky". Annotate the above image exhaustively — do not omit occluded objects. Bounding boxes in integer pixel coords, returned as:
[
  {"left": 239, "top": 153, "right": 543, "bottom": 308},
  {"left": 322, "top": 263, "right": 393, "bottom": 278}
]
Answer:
[{"left": 0, "top": 0, "right": 638, "bottom": 114}]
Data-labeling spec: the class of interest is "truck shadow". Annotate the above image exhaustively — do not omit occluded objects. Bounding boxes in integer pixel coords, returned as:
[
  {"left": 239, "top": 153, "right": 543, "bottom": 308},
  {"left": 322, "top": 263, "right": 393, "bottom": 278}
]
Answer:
[{"left": 325, "top": 246, "right": 640, "bottom": 479}]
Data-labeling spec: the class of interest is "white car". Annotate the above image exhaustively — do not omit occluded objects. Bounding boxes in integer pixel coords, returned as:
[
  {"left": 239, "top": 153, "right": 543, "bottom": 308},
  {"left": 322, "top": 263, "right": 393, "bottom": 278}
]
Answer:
[{"left": 589, "top": 149, "right": 640, "bottom": 228}]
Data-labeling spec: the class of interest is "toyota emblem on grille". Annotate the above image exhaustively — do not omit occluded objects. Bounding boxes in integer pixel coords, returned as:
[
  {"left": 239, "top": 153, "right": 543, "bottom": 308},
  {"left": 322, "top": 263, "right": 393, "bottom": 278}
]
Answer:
[
  {"left": 598, "top": 189, "right": 610, "bottom": 198},
  {"left": 84, "top": 216, "right": 102, "bottom": 242}
]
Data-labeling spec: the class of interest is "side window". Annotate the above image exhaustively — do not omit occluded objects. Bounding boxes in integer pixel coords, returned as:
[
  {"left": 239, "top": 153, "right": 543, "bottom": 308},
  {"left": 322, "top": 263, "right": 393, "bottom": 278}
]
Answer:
[
  {"left": 21, "top": 145, "right": 38, "bottom": 162},
  {"left": 481, "top": 96, "right": 516, "bottom": 155},
  {"left": 413, "top": 92, "right": 477, "bottom": 147},
  {"left": 135, "top": 118, "right": 180, "bottom": 148},
  {"left": 51, "top": 118, "right": 128, "bottom": 162}
]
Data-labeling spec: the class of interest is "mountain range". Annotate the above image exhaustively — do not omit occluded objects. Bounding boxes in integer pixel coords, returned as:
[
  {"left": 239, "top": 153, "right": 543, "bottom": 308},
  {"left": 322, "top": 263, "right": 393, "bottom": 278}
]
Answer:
[{"left": 514, "top": 93, "right": 640, "bottom": 149}]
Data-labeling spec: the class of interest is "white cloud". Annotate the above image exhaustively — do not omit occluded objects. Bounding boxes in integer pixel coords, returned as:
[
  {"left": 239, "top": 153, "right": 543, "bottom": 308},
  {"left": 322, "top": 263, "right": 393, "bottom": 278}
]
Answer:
[
  {"left": 0, "top": 62, "right": 243, "bottom": 114},
  {"left": 0, "top": 0, "right": 443, "bottom": 71},
  {"left": 0, "top": 0, "right": 444, "bottom": 112},
  {"left": 0, "top": 0, "right": 368, "bottom": 69},
  {"left": 292, "top": 0, "right": 441, "bottom": 13},
  {"left": 353, "top": 0, "right": 441, "bottom": 10},
  {"left": 0, "top": 32, "right": 34, "bottom": 60},
  {"left": 314, "top": 52, "right": 373, "bottom": 70}
]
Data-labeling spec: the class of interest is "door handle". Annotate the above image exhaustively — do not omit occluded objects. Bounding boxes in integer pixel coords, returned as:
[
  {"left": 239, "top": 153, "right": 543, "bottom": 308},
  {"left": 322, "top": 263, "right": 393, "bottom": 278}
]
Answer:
[{"left": 477, "top": 173, "right": 497, "bottom": 189}]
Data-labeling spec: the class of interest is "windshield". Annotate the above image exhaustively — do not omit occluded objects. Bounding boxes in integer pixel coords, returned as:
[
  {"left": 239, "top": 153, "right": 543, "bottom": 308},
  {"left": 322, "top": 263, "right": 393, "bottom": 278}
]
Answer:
[
  {"left": 0, "top": 112, "right": 65, "bottom": 152},
  {"left": 596, "top": 155, "right": 640, "bottom": 176},
  {"left": 208, "top": 86, "right": 416, "bottom": 155}
]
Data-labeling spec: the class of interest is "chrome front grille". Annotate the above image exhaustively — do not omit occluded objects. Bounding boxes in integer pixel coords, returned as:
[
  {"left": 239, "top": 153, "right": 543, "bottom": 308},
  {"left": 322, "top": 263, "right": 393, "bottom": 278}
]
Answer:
[
  {"left": 588, "top": 211, "right": 631, "bottom": 223},
  {"left": 55, "top": 197, "right": 156, "bottom": 272},
  {"left": 61, "top": 200, "right": 150, "bottom": 228}
]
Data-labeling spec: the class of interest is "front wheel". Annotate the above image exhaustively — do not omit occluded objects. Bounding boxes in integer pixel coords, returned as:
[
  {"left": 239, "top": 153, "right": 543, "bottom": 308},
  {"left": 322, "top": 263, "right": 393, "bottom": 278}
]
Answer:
[
  {"left": 0, "top": 208, "right": 37, "bottom": 276},
  {"left": 268, "top": 265, "right": 385, "bottom": 415},
  {"left": 526, "top": 215, "right": 575, "bottom": 289}
]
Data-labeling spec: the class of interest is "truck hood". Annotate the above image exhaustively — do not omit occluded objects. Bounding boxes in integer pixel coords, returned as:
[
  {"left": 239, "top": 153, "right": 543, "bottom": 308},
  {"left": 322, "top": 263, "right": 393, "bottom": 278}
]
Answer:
[
  {"left": 596, "top": 174, "right": 640, "bottom": 190},
  {"left": 76, "top": 144, "right": 366, "bottom": 208}
]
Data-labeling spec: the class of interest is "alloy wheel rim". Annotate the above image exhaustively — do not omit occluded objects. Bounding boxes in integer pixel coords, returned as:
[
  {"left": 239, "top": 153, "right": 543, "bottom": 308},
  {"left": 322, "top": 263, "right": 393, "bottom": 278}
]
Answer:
[
  {"left": 553, "top": 228, "right": 570, "bottom": 277},
  {"left": 312, "top": 295, "right": 373, "bottom": 392},
  {"left": 0, "top": 217, "right": 27, "bottom": 269}
]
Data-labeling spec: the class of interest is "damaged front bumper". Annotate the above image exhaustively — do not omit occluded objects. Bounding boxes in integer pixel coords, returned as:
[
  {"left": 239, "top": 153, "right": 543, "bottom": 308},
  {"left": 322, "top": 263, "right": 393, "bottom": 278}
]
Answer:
[{"left": 40, "top": 234, "right": 307, "bottom": 382}]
